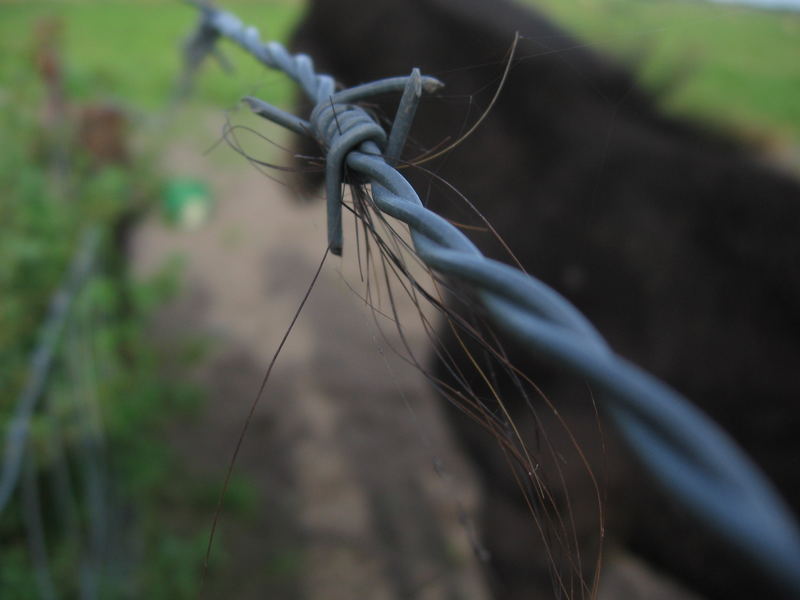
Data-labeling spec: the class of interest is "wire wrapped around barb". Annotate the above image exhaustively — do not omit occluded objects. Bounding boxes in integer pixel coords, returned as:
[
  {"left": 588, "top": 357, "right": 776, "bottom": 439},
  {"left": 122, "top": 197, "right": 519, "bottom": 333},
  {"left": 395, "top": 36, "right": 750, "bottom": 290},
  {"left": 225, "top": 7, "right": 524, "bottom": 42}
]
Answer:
[
  {"left": 182, "top": 3, "right": 800, "bottom": 595},
  {"left": 307, "top": 102, "right": 386, "bottom": 255},
  {"left": 243, "top": 68, "right": 439, "bottom": 255}
]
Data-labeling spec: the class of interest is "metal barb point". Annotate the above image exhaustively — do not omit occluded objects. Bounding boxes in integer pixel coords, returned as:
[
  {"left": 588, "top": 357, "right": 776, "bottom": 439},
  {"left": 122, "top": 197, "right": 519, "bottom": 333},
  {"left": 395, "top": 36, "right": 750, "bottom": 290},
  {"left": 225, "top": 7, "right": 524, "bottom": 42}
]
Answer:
[{"left": 384, "top": 68, "right": 423, "bottom": 165}]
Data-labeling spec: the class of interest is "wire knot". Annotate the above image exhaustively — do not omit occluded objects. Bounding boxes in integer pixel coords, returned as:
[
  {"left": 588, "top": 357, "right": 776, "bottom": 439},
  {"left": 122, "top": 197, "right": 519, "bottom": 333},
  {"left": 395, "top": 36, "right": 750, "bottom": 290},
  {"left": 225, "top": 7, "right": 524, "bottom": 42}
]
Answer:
[
  {"left": 242, "top": 69, "right": 440, "bottom": 257},
  {"left": 309, "top": 102, "right": 387, "bottom": 255}
]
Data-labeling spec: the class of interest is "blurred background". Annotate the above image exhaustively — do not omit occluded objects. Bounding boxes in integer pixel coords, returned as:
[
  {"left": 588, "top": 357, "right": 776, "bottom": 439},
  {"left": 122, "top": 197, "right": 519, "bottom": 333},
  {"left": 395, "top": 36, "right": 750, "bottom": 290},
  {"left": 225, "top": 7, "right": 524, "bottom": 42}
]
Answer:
[{"left": 1, "top": 1, "right": 798, "bottom": 599}]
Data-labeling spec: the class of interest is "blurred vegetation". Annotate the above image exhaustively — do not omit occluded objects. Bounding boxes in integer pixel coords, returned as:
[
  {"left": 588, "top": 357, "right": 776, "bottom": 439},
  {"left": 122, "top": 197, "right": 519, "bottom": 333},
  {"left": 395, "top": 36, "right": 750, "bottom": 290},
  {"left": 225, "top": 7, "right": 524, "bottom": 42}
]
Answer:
[
  {"left": 0, "top": 0, "right": 305, "bottom": 110},
  {"left": 0, "top": 2, "right": 302, "bottom": 599},
  {"left": 0, "top": 0, "right": 797, "bottom": 598},
  {"left": 526, "top": 0, "right": 800, "bottom": 144},
  {"left": 0, "top": 36, "right": 206, "bottom": 600}
]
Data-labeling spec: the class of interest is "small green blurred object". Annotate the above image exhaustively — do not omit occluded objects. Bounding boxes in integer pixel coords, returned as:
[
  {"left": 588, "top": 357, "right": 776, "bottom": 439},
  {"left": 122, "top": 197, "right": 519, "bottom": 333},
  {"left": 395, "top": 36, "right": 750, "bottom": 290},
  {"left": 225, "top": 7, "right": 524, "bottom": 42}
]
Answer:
[{"left": 163, "top": 178, "right": 213, "bottom": 229}]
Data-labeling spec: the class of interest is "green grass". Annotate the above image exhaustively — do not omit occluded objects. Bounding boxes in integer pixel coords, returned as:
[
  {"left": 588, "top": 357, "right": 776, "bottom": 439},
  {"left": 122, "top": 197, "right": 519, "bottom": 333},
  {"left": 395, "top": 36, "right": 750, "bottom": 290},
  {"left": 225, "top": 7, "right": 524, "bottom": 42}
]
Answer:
[
  {"left": 524, "top": 0, "right": 800, "bottom": 143},
  {"left": 0, "top": 0, "right": 305, "bottom": 110}
]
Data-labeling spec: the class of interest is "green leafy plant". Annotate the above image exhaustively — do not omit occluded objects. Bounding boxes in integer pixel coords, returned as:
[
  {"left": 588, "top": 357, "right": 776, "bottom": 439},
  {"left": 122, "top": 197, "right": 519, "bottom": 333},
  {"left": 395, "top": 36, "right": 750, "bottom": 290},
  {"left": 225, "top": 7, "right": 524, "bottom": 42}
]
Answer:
[{"left": 0, "top": 36, "right": 209, "bottom": 600}]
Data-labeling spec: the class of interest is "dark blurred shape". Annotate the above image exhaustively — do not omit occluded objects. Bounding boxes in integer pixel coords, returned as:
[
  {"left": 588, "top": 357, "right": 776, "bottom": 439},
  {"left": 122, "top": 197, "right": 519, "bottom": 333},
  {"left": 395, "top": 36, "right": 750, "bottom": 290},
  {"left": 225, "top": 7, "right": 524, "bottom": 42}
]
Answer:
[
  {"left": 33, "top": 17, "right": 66, "bottom": 123},
  {"left": 32, "top": 17, "right": 130, "bottom": 173},
  {"left": 32, "top": 17, "right": 69, "bottom": 185},
  {"left": 76, "top": 103, "right": 129, "bottom": 167},
  {"left": 289, "top": 0, "right": 800, "bottom": 598}
]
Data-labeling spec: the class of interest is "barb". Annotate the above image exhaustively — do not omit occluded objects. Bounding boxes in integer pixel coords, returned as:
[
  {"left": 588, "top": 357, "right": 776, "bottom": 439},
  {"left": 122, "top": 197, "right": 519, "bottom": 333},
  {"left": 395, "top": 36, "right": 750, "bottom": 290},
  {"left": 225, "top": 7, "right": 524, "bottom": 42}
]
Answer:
[{"left": 182, "top": 4, "right": 800, "bottom": 595}]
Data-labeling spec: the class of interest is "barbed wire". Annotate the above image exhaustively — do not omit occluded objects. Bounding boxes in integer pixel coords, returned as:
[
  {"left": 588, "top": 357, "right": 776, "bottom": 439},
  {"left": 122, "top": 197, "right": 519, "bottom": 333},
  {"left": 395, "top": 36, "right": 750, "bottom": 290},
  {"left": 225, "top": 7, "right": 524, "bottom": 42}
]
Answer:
[{"left": 183, "top": 3, "right": 800, "bottom": 594}]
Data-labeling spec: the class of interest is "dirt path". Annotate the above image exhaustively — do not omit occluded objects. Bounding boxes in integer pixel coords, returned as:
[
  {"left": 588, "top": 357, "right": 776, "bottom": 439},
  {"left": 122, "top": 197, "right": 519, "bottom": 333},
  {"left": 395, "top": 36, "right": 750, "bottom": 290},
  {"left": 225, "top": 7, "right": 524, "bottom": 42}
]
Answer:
[{"left": 130, "top": 128, "right": 489, "bottom": 599}]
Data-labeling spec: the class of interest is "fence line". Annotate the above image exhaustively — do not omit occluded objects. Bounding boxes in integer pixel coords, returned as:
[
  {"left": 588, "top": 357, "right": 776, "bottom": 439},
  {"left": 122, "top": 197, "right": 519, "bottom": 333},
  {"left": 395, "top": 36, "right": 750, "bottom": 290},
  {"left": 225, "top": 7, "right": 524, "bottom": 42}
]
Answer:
[
  {"left": 0, "top": 226, "right": 101, "bottom": 515},
  {"left": 183, "top": 3, "right": 800, "bottom": 594},
  {"left": 0, "top": 226, "right": 104, "bottom": 599}
]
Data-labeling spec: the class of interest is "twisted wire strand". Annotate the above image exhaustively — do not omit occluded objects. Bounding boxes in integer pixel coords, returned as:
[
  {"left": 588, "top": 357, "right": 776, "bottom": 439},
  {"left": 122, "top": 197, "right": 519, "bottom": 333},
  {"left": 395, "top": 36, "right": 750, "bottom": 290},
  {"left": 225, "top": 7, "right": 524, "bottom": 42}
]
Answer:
[{"left": 183, "top": 3, "right": 800, "bottom": 594}]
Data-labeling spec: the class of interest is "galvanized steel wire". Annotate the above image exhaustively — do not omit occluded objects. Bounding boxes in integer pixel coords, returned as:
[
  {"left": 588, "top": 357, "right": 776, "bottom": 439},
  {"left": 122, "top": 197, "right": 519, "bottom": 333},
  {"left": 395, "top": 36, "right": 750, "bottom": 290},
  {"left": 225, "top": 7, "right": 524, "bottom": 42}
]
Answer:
[{"left": 184, "top": 3, "right": 800, "bottom": 594}]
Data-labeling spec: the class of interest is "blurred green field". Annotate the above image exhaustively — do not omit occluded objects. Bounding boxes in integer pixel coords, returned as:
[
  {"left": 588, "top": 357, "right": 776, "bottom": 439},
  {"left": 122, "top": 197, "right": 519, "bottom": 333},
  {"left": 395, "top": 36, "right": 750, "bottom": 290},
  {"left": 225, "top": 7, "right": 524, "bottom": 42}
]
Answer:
[
  {"left": 527, "top": 0, "right": 800, "bottom": 144},
  {"left": 1, "top": 0, "right": 798, "bottom": 142},
  {"left": 0, "top": 0, "right": 304, "bottom": 110}
]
